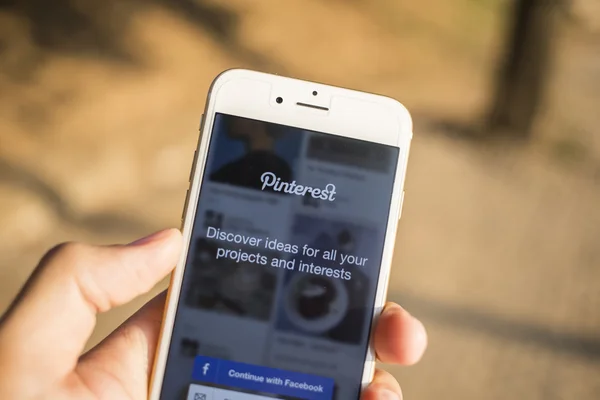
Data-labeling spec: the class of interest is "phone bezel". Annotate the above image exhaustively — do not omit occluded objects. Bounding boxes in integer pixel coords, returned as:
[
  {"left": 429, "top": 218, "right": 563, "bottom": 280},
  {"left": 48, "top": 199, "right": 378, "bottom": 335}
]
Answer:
[{"left": 148, "top": 68, "right": 413, "bottom": 399}]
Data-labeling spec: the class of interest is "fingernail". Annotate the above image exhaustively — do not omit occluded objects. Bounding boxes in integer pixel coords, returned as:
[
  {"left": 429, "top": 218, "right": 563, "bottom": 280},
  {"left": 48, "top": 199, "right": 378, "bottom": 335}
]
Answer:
[
  {"left": 385, "top": 303, "right": 410, "bottom": 318},
  {"left": 415, "top": 317, "right": 428, "bottom": 344},
  {"left": 379, "top": 389, "right": 402, "bottom": 400},
  {"left": 129, "top": 230, "right": 170, "bottom": 246}
]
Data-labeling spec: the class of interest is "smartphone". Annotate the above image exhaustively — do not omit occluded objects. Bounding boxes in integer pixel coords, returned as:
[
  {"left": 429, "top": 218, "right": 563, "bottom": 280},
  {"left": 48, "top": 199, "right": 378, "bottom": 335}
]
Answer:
[{"left": 149, "top": 69, "right": 412, "bottom": 400}]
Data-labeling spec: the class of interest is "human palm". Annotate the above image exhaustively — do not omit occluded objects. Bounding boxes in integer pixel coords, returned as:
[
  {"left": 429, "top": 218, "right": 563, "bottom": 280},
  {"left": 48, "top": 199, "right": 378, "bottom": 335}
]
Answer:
[{"left": 0, "top": 230, "right": 426, "bottom": 400}]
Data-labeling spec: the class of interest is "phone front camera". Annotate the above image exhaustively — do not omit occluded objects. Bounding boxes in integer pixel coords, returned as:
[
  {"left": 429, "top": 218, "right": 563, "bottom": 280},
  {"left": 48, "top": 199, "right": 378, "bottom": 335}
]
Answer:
[
  {"left": 276, "top": 97, "right": 283, "bottom": 104},
  {"left": 312, "top": 91, "right": 318, "bottom": 96}
]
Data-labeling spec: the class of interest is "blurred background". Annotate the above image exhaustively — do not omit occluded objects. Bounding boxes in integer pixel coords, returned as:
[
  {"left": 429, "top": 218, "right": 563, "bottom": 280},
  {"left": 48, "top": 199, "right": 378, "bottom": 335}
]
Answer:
[{"left": 1, "top": 0, "right": 599, "bottom": 398}]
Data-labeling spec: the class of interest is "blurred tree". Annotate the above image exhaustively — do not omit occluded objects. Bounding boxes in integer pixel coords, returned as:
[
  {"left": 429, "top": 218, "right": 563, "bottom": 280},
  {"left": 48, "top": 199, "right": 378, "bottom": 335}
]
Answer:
[
  {"left": 487, "top": 0, "right": 561, "bottom": 138},
  {"left": 0, "top": 0, "right": 271, "bottom": 80}
]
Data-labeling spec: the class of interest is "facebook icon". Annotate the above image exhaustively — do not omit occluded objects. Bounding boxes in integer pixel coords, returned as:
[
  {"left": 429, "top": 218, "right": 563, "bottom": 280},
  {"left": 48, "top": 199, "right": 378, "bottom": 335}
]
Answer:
[{"left": 192, "top": 357, "right": 217, "bottom": 383}]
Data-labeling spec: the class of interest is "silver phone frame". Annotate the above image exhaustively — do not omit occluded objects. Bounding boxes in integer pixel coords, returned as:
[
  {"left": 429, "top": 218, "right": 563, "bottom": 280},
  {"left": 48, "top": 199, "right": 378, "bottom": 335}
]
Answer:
[{"left": 148, "top": 69, "right": 413, "bottom": 399}]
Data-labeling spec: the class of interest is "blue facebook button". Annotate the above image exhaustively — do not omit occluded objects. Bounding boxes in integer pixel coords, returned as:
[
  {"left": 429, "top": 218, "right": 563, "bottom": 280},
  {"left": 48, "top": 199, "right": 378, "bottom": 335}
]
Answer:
[
  {"left": 192, "top": 355, "right": 334, "bottom": 400},
  {"left": 192, "top": 356, "right": 218, "bottom": 383}
]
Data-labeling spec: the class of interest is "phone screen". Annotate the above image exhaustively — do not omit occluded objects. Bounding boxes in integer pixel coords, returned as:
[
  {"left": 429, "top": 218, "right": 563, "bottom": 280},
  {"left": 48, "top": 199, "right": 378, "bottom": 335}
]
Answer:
[{"left": 159, "top": 113, "right": 400, "bottom": 400}]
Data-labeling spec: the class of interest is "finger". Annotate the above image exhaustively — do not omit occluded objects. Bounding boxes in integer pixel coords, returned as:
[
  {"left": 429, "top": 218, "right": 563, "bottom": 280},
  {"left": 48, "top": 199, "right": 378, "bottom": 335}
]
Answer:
[
  {"left": 362, "top": 369, "right": 403, "bottom": 400},
  {"left": 0, "top": 229, "right": 182, "bottom": 391},
  {"left": 374, "top": 302, "right": 427, "bottom": 365},
  {"left": 76, "top": 291, "right": 168, "bottom": 399}
]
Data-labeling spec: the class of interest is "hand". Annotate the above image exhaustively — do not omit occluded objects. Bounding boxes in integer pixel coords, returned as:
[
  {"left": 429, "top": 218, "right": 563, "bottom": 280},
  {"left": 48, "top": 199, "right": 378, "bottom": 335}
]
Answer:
[{"left": 0, "top": 229, "right": 427, "bottom": 400}]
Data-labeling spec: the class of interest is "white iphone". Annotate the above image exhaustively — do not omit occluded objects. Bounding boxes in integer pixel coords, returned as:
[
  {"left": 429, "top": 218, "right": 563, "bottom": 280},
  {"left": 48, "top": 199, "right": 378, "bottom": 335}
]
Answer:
[{"left": 149, "top": 69, "right": 413, "bottom": 400}]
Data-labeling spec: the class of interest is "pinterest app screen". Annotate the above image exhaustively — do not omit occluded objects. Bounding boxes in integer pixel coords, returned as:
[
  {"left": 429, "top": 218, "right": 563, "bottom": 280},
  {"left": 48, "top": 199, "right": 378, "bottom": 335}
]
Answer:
[{"left": 159, "top": 114, "right": 399, "bottom": 400}]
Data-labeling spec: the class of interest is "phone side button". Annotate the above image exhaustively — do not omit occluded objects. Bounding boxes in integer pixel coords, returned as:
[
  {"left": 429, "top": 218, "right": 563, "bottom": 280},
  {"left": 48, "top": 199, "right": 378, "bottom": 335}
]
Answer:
[
  {"left": 181, "top": 189, "right": 190, "bottom": 223},
  {"left": 189, "top": 150, "right": 197, "bottom": 182},
  {"left": 198, "top": 113, "right": 205, "bottom": 131},
  {"left": 398, "top": 191, "right": 405, "bottom": 220}
]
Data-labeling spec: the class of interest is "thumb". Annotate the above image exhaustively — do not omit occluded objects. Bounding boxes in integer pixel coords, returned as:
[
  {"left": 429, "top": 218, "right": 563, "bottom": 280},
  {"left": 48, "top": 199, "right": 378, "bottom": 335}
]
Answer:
[{"left": 0, "top": 229, "right": 182, "bottom": 394}]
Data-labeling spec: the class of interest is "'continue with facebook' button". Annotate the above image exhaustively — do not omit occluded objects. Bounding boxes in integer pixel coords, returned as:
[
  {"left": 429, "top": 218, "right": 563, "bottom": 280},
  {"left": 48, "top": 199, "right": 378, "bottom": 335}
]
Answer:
[{"left": 192, "top": 356, "right": 334, "bottom": 400}]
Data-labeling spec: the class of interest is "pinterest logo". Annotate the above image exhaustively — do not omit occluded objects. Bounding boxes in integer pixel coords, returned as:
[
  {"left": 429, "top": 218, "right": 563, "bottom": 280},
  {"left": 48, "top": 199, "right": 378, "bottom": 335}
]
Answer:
[{"left": 260, "top": 172, "right": 336, "bottom": 201}]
